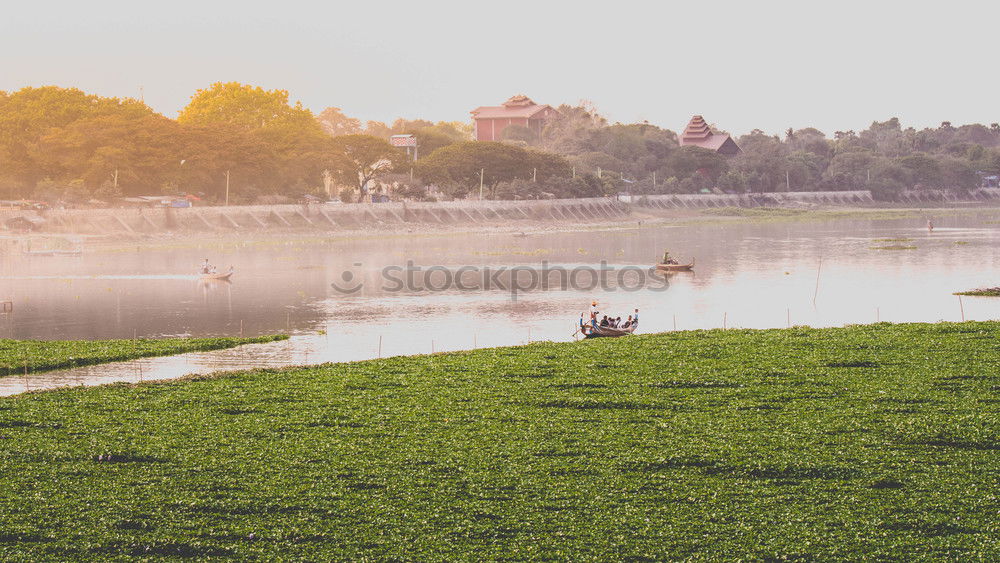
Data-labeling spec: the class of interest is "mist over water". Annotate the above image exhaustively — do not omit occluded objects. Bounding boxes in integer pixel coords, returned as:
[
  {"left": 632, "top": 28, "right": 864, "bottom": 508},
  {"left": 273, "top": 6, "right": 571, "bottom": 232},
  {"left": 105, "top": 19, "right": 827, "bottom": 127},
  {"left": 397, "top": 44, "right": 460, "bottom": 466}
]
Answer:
[{"left": 3, "top": 213, "right": 1000, "bottom": 394}]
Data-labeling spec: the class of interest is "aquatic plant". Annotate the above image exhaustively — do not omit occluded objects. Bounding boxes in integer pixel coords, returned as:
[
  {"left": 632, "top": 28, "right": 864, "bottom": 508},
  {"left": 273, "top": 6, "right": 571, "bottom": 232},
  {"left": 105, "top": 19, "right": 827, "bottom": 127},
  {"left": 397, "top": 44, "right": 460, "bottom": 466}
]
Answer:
[
  {"left": 0, "top": 322, "right": 997, "bottom": 559},
  {"left": 0, "top": 335, "right": 287, "bottom": 377},
  {"left": 954, "top": 287, "right": 1000, "bottom": 297}
]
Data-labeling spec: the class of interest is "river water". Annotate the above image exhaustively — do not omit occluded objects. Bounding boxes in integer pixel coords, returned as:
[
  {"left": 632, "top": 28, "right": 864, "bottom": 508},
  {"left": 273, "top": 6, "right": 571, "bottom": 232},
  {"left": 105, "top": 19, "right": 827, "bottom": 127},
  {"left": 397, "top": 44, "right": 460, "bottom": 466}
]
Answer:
[{"left": 3, "top": 212, "right": 1000, "bottom": 395}]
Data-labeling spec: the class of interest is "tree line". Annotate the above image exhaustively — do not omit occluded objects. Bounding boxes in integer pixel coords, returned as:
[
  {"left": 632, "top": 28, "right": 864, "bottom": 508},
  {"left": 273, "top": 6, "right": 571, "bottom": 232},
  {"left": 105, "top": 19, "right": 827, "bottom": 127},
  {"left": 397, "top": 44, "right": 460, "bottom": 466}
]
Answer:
[{"left": 2, "top": 83, "right": 998, "bottom": 204}]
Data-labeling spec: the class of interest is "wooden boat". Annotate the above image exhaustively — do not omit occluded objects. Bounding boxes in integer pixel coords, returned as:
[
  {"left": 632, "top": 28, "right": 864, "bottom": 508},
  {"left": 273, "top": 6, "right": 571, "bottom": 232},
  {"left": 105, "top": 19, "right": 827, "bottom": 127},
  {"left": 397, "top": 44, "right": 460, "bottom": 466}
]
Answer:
[
  {"left": 200, "top": 267, "right": 234, "bottom": 281},
  {"left": 656, "top": 258, "right": 694, "bottom": 272},
  {"left": 581, "top": 322, "right": 637, "bottom": 339}
]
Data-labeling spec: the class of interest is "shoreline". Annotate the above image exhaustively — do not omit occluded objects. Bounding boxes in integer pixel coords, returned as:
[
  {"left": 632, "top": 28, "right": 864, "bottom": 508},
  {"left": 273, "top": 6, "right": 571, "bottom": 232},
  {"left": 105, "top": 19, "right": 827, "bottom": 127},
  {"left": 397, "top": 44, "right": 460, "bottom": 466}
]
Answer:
[
  {"left": 6, "top": 204, "right": 999, "bottom": 252},
  {"left": 2, "top": 319, "right": 994, "bottom": 397}
]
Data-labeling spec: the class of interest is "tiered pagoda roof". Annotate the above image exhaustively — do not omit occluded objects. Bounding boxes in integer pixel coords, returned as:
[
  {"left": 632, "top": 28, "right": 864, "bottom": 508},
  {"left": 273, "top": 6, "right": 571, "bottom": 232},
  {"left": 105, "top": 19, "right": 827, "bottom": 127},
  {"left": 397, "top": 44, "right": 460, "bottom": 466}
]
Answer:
[{"left": 678, "top": 115, "right": 741, "bottom": 154}]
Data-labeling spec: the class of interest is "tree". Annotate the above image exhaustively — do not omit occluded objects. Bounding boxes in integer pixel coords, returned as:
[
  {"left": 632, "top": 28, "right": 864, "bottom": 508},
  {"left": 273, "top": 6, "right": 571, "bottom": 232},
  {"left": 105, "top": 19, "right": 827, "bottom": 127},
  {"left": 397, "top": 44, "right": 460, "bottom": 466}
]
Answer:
[
  {"left": 317, "top": 107, "right": 362, "bottom": 136},
  {"left": 328, "top": 135, "right": 405, "bottom": 202},
  {"left": 0, "top": 86, "right": 153, "bottom": 193},
  {"left": 415, "top": 142, "right": 572, "bottom": 199},
  {"left": 178, "top": 82, "right": 323, "bottom": 136}
]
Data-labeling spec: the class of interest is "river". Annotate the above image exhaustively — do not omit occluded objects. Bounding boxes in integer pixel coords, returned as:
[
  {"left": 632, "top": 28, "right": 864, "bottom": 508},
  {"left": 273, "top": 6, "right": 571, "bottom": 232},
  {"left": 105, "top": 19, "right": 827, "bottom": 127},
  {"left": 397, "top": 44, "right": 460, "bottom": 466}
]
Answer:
[{"left": 2, "top": 211, "right": 999, "bottom": 395}]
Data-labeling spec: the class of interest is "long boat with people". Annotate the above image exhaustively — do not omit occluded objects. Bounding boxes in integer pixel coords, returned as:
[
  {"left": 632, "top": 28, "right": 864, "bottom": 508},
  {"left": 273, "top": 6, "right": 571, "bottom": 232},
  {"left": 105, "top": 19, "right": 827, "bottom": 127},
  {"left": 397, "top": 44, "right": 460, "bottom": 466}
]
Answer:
[{"left": 578, "top": 302, "right": 639, "bottom": 339}]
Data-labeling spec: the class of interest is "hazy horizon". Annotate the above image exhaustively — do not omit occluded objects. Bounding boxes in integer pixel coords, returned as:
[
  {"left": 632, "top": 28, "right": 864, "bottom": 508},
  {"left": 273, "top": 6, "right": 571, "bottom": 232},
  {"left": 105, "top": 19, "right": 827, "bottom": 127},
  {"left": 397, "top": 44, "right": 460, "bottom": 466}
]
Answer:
[{"left": 2, "top": 0, "right": 996, "bottom": 137}]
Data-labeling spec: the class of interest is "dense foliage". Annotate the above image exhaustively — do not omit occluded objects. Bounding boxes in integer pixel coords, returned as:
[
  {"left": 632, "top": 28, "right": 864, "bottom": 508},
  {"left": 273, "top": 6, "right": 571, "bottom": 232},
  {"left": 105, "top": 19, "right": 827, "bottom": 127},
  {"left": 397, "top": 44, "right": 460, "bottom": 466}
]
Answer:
[
  {"left": 3, "top": 85, "right": 999, "bottom": 202},
  {"left": 0, "top": 322, "right": 996, "bottom": 559},
  {"left": 0, "top": 335, "right": 287, "bottom": 377}
]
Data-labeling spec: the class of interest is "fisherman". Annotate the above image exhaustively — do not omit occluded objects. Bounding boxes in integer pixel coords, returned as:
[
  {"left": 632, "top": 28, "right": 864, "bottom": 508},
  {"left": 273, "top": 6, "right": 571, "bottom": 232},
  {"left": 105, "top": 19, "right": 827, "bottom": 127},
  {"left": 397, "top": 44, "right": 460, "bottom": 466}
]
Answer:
[
  {"left": 662, "top": 249, "right": 678, "bottom": 265},
  {"left": 200, "top": 258, "right": 212, "bottom": 274}
]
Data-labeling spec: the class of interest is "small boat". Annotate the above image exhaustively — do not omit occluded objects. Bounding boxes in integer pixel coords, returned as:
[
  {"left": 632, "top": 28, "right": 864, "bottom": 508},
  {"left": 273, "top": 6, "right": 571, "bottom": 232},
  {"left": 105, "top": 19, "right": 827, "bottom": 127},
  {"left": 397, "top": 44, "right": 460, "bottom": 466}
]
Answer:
[
  {"left": 200, "top": 267, "right": 234, "bottom": 281},
  {"left": 582, "top": 323, "right": 637, "bottom": 339},
  {"left": 656, "top": 258, "right": 694, "bottom": 272}
]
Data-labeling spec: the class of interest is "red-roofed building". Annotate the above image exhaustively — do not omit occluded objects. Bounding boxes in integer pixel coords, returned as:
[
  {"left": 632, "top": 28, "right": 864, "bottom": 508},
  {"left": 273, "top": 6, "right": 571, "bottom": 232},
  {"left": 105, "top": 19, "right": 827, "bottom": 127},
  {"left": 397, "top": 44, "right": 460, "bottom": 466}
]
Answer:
[
  {"left": 471, "top": 95, "right": 559, "bottom": 141},
  {"left": 679, "top": 115, "right": 741, "bottom": 155}
]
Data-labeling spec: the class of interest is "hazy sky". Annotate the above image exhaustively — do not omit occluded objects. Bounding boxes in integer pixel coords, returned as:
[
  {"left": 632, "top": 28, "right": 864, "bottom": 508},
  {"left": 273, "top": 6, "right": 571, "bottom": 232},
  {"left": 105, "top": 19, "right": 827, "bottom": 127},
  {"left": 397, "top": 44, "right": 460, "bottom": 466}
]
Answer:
[{"left": 2, "top": 1, "right": 995, "bottom": 136}]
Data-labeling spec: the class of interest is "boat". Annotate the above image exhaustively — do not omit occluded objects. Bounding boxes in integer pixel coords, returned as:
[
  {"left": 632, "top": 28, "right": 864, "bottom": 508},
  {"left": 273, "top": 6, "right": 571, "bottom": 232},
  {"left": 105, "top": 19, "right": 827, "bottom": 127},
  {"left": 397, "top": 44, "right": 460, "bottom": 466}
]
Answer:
[
  {"left": 582, "top": 323, "right": 637, "bottom": 339},
  {"left": 579, "top": 308, "right": 639, "bottom": 339},
  {"left": 199, "top": 267, "right": 234, "bottom": 281},
  {"left": 656, "top": 258, "right": 694, "bottom": 272}
]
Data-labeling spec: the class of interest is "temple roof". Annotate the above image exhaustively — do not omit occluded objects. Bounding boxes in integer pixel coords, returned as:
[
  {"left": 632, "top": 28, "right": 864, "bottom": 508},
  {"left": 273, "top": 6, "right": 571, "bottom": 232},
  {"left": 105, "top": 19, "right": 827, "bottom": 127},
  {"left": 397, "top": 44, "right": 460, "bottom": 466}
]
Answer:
[
  {"left": 471, "top": 95, "right": 557, "bottom": 120},
  {"left": 679, "top": 115, "right": 740, "bottom": 153}
]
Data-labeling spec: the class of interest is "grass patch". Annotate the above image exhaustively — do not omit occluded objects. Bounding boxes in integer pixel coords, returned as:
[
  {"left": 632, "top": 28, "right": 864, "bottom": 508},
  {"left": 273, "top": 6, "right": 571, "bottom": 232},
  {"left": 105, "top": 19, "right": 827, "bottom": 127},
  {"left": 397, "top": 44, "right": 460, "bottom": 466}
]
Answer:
[
  {"left": 872, "top": 237, "right": 914, "bottom": 242},
  {"left": 870, "top": 245, "right": 917, "bottom": 250},
  {"left": 0, "top": 335, "right": 288, "bottom": 377},
  {"left": 701, "top": 207, "right": 808, "bottom": 217},
  {"left": 955, "top": 287, "right": 1000, "bottom": 296},
  {"left": 0, "top": 322, "right": 998, "bottom": 559}
]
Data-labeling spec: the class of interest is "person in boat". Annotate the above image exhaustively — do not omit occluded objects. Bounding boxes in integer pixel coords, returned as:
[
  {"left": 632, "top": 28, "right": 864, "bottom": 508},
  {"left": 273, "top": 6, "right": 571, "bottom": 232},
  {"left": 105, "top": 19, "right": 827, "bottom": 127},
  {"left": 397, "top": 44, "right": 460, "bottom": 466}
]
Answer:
[
  {"left": 200, "top": 258, "right": 212, "bottom": 274},
  {"left": 661, "top": 250, "right": 678, "bottom": 265},
  {"left": 622, "top": 315, "right": 633, "bottom": 329},
  {"left": 600, "top": 315, "right": 609, "bottom": 327},
  {"left": 633, "top": 309, "right": 639, "bottom": 324}
]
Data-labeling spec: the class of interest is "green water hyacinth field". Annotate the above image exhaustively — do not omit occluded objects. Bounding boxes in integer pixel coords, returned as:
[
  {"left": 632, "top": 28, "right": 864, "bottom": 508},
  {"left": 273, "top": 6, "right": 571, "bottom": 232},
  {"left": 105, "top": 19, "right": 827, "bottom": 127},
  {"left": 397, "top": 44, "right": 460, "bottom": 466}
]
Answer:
[
  {"left": 0, "top": 335, "right": 288, "bottom": 376},
  {"left": 0, "top": 322, "right": 998, "bottom": 559}
]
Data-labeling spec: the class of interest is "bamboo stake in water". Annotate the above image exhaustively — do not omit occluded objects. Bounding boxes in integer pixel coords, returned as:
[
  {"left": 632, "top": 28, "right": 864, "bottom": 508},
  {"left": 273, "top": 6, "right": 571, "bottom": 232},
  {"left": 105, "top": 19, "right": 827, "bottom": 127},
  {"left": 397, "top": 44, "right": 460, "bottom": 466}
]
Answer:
[
  {"left": 378, "top": 335, "right": 382, "bottom": 359},
  {"left": 813, "top": 257, "right": 823, "bottom": 307},
  {"left": 723, "top": 312, "right": 727, "bottom": 330},
  {"left": 958, "top": 295, "right": 965, "bottom": 322},
  {"left": 787, "top": 308, "right": 790, "bottom": 328},
  {"left": 673, "top": 314, "right": 677, "bottom": 331}
]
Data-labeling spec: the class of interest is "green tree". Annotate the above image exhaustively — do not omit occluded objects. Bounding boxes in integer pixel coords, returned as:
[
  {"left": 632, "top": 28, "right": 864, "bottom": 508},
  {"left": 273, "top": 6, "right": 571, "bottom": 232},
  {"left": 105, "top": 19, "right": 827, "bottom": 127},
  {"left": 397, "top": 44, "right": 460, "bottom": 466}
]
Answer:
[
  {"left": 415, "top": 142, "right": 572, "bottom": 199},
  {"left": 0, "top": 86, "right": 153, "bottom": 194},
  {"left": 178, "top": 82, "right": 322, "bottom": 134},
  {"left": 328, "top": 135, "right": 405, "bottom": 202}
]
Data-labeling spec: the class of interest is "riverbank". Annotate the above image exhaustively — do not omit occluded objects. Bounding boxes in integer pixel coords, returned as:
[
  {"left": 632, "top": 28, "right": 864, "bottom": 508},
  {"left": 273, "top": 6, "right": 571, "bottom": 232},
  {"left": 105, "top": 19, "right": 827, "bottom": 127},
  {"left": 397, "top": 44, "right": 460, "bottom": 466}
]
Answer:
[
  {"left": 7, "top": 203, "right": 1000, "bottom": 254},
  {"left": 0, "top": 335, "right": 287, "bottom": 377},
  {"left": 0, "top": 321, "right": 996, "bottom": 559}
]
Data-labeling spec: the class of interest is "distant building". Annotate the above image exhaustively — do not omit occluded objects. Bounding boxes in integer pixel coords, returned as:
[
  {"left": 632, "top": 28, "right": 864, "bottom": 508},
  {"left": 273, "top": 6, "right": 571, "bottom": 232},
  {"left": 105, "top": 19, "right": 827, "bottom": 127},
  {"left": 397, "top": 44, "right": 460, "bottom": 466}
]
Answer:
[
  {"left": 470, "top": 95, "right": 559, "bottom": 141},
  {"left": 679, "top": 115, "right": 741, "bottom": 155}
]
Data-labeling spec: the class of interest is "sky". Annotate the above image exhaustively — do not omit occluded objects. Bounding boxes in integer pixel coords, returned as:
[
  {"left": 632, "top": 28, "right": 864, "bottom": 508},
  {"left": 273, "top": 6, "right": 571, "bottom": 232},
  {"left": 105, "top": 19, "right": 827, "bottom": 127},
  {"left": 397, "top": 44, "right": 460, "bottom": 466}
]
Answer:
[{"left": 1, "top": 0, "right": 996, "bottom": 137}]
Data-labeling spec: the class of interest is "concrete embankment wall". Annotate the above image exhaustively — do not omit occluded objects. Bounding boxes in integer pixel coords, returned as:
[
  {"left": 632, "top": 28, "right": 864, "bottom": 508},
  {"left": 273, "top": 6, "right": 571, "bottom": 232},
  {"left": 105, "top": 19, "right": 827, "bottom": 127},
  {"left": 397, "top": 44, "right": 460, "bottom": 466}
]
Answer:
[
  {"left": 7, "top": 189, "right": 1000, "bottom": 235},
  {"left": 632, "top": 188, "right": 1000, "bottom": 209},
  {"left": 2, "top": 198, "right": 631, "bottom": 235},
  {"left": 632, "top": 190, "right": 875, "bottom": 209}
]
